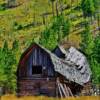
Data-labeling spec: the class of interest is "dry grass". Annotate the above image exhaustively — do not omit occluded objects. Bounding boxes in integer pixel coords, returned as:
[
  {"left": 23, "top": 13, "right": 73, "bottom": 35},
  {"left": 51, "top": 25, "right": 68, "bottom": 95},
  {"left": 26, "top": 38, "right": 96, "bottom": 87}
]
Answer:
[{"left": 1, "top": 95, "right": 100, "bottom": 100}]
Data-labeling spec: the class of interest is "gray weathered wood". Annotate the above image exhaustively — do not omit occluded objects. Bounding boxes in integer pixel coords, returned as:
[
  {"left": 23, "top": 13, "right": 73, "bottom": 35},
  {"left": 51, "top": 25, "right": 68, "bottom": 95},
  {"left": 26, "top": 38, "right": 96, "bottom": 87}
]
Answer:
[{"left": 35, "top": 43, "right": 91, "bottom": 85}]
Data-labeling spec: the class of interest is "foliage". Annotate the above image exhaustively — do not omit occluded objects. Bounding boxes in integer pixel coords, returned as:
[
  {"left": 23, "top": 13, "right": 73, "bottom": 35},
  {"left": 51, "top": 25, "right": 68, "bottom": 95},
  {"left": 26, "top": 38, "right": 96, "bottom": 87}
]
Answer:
[
  {"left": 90, "top": 35, "right": 100, "bottom": 84},
  {"left": 81, "top": 0, "right": 95, "bottom": 17},
  {"left": 93, "top": 0, "right": 100, "bottom": 10},
  {"left": 0, "top": 3, "right": 6, "bottom": 11},
  {"left": 51, "top": 15, "right": 71, "bottom": 41},
  {"left": 0, "top": 41, "right": 17, "bottom": 93},
  {"left": 0, "top": 0, "right": 99, "bottom": 93},
  {"left": 40, "top": 27, "right": 58, "bottom": 50},
  {"left": 80, "top": 23, "right": 100, "bottom": 84},
  {"left": 40, "top": 15, "right": 71, "bottom": 50},
  {"left": 80, "top": 22, "right": 94, "bottom": 56},
  {"left": 90, "top": 58, "right": 100, "bottom": 84},
  {"left": 12, "top": 40, "right": 19, "bottom": 50},
  {"left": 93, "top": 35, "right": 100, "bottom": 63}
]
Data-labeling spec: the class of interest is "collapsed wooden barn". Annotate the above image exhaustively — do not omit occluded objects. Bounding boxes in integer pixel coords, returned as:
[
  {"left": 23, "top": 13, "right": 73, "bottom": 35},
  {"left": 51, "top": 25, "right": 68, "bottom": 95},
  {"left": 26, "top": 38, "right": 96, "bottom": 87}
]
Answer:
[{"left": 17, "top": 43, "right": 91, "bottom": 97}]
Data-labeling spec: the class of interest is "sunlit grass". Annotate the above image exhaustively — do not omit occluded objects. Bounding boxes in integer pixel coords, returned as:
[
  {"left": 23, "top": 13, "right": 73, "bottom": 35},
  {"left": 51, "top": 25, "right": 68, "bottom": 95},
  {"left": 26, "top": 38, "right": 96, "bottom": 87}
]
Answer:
[
  {"left": 0, "top": 0, "right": 98, "bottom": 56},
  {"left": 1, "top": 95, "right": 100, "bottom": 100}
]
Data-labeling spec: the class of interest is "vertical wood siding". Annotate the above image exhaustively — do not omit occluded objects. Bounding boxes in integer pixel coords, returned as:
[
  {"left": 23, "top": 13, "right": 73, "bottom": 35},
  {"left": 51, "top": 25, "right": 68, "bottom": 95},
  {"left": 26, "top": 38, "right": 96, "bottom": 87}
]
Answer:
[{"left": 18, "top": 46, "right": 55, "bottom": 78}]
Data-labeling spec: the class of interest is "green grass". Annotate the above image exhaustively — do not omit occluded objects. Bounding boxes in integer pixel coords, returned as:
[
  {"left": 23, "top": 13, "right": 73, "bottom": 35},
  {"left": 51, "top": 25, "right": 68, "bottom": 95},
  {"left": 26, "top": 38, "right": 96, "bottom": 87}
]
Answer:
[
  {"left": 0, "top": 0, "right": 98, "bottom": 50},
  {"left": 0, "top": 0, "right": 51, "bottom": 47}
]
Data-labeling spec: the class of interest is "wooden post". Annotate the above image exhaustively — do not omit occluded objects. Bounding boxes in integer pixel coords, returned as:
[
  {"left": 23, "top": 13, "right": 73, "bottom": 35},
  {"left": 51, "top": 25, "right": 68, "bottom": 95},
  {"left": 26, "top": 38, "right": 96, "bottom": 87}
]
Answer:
[
  {"left": 68, "top": 87, "right": 73, "bottom": 96},
  {"left": 59, "top": 83, "right": 67, "bottom": 97},
  {"left": 64, "top": 84, "right": 69, "bottom": 97},
  {"left": 57, "top": 78, "right": 63, "bottom": 98},
  {"left": 58, "top": 83, "right": 63, "bottom": 98}
]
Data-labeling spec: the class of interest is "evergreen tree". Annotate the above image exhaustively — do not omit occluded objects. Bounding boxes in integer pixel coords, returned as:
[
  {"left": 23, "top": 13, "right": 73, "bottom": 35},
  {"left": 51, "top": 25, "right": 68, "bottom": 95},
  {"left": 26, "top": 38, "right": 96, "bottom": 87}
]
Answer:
[
  {"left": 80, "top": 23, "right": 100, "bottom": 84},
  {"left": 93, "top": 0, "right": 100, "bottom": 29},
  {"left": 0, "top": 48, "right": 6, "bottom": 87},
  {"left": 12, "top": 40, "right": 20, "bottom": 73},
  {"left": 0, "top": 41, "right": 17, "bottom": 93},
  {"left": 12, "top": 40, "right": 19, "bottom": 51},
  {"left": 3, "top": 41, "right": 9, "bottom": 53},
  {"left": 93, "top": 0, "right": 100, "bottom": 10},
  {"left": 40, "top": 15, "right": 71, "bottom": 50},
  {"left": 81, "top": 0, "right": 95, "bottom": 17},
  {"left": 40, "top": 27, "right": 58, "bottom": 50},
  {"left": 80, "top": 22, "right": 94, "bottom": 56},
  {"left": 93, "top": 34, "right": 100, "bottom": 63},
  {"left": 90, "top": 34, "right": 100, "bottom": 84},
  {"left": 51, "top": 16, "right": 71, "bottom": 41}
]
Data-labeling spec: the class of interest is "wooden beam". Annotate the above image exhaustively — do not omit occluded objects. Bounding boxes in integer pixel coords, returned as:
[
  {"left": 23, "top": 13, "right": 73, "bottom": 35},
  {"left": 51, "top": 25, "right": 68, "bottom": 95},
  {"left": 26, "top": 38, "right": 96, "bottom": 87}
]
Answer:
[
  {"left": 57, "top": 83, "right": 63, "bottom": 98},
  {"left": 64, "top": 84, "right": 69, "bottom": 97},
  {"left": 57, "top": 78, "right": 63, "bottom": 98},
  {"left": 67, "top": 87, "right": 73, "bottom": 96},
  {"left": 59, "top": 83, "right": 67, "bottom": 97}
]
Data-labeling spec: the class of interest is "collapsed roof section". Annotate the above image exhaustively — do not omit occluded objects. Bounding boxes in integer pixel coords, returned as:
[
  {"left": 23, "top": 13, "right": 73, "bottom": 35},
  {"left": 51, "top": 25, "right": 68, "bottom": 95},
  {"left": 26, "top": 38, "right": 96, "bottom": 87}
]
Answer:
[{"left": 35, "top": 43, "right": 91, "bottom": 86}]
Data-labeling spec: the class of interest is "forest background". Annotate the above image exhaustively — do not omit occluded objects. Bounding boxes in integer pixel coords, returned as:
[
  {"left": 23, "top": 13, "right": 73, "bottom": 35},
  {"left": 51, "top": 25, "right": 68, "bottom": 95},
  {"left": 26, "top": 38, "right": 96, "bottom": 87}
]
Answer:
[{"left": 0, "top": 0, "right": 100, "bottom": 93}]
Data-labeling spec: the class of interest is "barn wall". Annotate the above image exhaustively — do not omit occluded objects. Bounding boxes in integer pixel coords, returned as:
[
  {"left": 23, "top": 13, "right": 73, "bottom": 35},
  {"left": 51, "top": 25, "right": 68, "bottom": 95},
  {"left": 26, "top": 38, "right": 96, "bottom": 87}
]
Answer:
[
  {"left": 17, "top": 78, "right": 56, "bottom": 96},
  {"left": 17, "top": 46, "right": 56, "bottom": 96},
  {"left": 18, "top": 47, "right": 55, "bottom": 78},
  {"left": 27, "top": 47, "right": 55, "bottom": 77}
]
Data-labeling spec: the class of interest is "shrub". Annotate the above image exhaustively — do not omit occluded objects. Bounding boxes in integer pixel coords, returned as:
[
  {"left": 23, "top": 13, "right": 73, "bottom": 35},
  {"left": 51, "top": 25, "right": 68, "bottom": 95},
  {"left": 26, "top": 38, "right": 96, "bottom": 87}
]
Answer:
[{"left": 0, "top": 3, "right": 6, "bottom": 11}]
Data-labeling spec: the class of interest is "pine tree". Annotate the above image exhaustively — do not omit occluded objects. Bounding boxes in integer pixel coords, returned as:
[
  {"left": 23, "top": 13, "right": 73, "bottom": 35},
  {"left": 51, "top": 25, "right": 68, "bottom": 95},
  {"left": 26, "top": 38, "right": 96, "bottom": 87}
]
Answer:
[
  {"left": 90, "top": 34, "right": 100, "bottom": 84},
  {"left": 80, "top": 23, "right": 100, "bottom": 84},
  {"left": 81, "top": 0, "right": 95, "bottom": 17},
  {"left": 93, "top": 0, "right": 100, "bottom": 30},
  {"left": 51, "top": 16, "right": 71, "bottom": 41},
  {"left": 93, "top": 34, "right": 100, "bottom": 63},
  {"left": 93, "top": 0, "right": 100, "bottom": 10},
  {"left": 0, "top": 41, "right": 17, "bottom": 93},
  {"left": 3, "top": 41, "right": 8, "bottom": 53},
  {"left": 12, "top": 40, "right": 19, "bottom": 51},
  {"left": 40, "top": 15, "right": 71, "bottom": 50},
  {"left": 80, "top": 22, "right": 94, "bottom": 56},
  {"left": 0, "top": 48, "right": 6, "bottom": 87},
  {"left": 12, "top": 40, "right": 20, "bottom": 73}
]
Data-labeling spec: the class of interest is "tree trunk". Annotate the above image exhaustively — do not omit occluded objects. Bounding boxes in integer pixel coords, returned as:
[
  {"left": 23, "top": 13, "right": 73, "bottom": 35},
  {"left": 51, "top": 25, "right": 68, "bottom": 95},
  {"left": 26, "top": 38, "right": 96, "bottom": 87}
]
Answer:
[
  {"left": 97, "top": 15, "right": 100, "bottom": 32},
  {"left": 59, "top": 0, "right": 63, "bottom": 15},
  {"left": 52, "top": 1, "right": 55, "bottom": 17},
  {"left": 42, "top": 15, "right": 46, "bottom": 25},
  {"left": 56, "top": 0, "right": 59, "bottom": 16}
]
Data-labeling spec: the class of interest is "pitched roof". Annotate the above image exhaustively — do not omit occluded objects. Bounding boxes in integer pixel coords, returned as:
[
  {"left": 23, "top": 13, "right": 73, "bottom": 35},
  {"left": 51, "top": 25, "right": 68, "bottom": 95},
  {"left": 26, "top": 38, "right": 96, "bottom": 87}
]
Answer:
[
  {"left": 19, "top": 42, "right": 91, "bottom": 86},
  {"left": 34, "top": 44, "right": 91, "bottom": 85}
]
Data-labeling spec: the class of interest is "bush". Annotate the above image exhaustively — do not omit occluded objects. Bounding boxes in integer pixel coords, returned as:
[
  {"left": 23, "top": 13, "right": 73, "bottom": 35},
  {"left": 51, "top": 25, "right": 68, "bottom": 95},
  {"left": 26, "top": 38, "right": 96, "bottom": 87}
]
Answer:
[{"left": 0, "top": 3, "right": 6, "bottom": 11}]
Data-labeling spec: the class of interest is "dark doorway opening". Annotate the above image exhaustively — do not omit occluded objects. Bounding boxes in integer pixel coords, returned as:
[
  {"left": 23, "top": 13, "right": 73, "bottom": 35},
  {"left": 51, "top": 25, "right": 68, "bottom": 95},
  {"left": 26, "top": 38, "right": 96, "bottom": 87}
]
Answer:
[{"left": 32, "top": 65, "right": 42, "bottom": 75}]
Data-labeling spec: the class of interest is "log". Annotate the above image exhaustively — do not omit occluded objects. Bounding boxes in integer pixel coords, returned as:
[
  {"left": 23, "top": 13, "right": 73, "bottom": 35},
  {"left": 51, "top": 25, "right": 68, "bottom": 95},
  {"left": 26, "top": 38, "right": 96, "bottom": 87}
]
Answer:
[
  {"left": 64, "top": 84, "right": 69, "bottom": 97},
  {"left": 59, "top": 83, "right": 67, "bottom": 97},
  {"left": 67, "top": 87, "right": 73, "bottom": 96}
]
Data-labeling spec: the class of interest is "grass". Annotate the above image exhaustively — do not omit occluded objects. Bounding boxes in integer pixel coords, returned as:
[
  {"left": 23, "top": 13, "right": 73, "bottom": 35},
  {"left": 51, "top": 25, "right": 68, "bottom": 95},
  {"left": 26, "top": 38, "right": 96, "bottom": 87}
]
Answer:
[
  {"left": 0, "top": 0, "right": 52, "bottom": 48},
  {"left": 0, "top": 0, "right": 99, "bottom": 96},
  {"left": 0, "top": 0, "right": 99, "bottom": 60},
  {"left": 1, "top": 95, "right": 100, "bottom": 100}
]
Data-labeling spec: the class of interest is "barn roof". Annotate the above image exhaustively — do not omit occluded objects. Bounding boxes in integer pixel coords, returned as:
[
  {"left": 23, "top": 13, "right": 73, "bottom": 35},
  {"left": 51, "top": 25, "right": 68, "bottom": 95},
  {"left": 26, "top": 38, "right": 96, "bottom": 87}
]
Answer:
[
  {"left": 19, "top": 42, "right": 91, "bottom": 86},
  {"left": 57, "top": 45, "right": 67, "bottom": 55}
]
